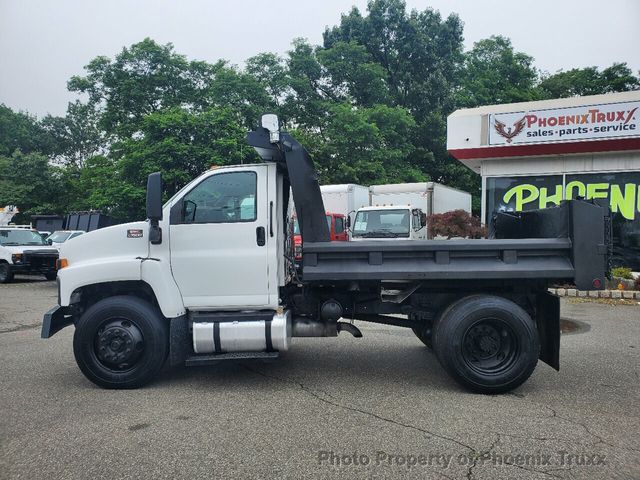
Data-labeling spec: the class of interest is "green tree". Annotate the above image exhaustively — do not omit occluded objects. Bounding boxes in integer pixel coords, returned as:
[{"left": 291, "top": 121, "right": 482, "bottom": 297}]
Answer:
[
  {"left": 245, "top": 53, "right": 291, "bottom": 111},
  {"left": 457, "top": 35, "right": 540, "bottom": 108},
  {"left": 41, "top": 101, "right": 106, "bottom": 168},
  {"left": 0, "top": 150, "right": 66, "bottom": 221},
  {"left": 322, "top": 0, "right": 470, "bottom": 192},
  {"left": 317, "top": 41, "right": 389, "bottom": 106},
  {"left": 539, "top": 62, "right": 640, "bottom": 99},
  {"left": 107, "top": 106, "right": 252, "bottom": 220},
  {"left": 306, "top": 103, "right": 419, "bottom": 185},
  {"left": 0, "top": 104, "right": 55, "bottom": 156},
  {"left": 68, "top": 38, "right": 218, "bottom": 138}
]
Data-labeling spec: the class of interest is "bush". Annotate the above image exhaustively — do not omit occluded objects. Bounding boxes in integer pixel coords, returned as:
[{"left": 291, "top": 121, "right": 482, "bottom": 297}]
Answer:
[
  {"left": 427, "top": 210, "right": 487, "bottom": 239},
  {"left": 611, "top": 266, "right": 633, "bottom": 280}
]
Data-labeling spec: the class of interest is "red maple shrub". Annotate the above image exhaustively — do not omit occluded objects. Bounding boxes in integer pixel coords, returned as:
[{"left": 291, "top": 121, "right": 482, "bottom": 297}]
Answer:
[{"left": 427, "top": 210, "right": 487, "bottom": 239}]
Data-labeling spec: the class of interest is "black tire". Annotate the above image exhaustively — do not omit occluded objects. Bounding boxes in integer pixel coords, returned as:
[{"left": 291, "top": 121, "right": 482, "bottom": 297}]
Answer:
[
  {"left": 433, "top": 295, "right": 539, "bottom": 394},
  {"left": 0, "top": 262, "right": 14, "bottom": 284},
  {"left": 73, "top": 296, "right": 169, "bottom": 389},
  {"left": 45, "top": 272, "right": 57, "bottom": 281}
]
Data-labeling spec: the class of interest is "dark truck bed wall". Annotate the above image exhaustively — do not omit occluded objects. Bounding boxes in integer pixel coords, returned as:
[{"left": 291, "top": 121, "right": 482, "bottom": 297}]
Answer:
[{"left": 302, "top": 200, "right": 608, "bottom": 291}]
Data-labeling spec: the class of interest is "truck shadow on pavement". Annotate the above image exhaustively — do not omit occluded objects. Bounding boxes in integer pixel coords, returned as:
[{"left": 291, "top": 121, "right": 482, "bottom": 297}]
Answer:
[{"left": 151, "top": 343, "right": 463, "bottom": 394}]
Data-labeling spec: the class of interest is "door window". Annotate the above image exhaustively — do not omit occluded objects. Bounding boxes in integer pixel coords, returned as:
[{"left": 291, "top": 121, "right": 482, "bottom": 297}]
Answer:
[
  {"left": 178, "top": 172, "right": 257, "bottom": 224},
  {"left": 334, "top": 217, "right": 344, "bottom": 234}
]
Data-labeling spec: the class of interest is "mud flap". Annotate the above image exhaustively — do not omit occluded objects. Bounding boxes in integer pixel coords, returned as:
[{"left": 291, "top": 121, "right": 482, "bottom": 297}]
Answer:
[
  {"left": 168, "top": 315, "right": 190, "bottom": 366},
  {"left": 536, "top": 292, "right": 560, "bottom": 370}
]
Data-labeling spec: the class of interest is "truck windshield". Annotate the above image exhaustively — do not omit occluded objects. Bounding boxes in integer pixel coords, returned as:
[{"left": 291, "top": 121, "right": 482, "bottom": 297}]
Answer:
[
  {"left": 0, "top": 229, "right": 47, "bottom": 246},
  {"left": 352, "top": 210, "right": 410, "bottom": 238}
]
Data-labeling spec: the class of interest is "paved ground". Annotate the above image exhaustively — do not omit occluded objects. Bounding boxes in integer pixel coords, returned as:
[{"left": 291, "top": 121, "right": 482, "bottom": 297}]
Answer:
[{"left": 1, "top": 277, "right": 638, "bottom": 479}]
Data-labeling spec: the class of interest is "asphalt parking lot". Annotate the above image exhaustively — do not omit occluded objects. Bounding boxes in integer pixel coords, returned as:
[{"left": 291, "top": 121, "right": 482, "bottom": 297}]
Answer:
[{"left": 1, "top": 278, "right": 638, "bottom": 479}]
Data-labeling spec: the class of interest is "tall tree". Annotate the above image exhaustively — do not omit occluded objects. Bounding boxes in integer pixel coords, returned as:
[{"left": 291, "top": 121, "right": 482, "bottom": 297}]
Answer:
[
  {"left": 322, "top": 0, "right": 470, "bottom": 191},
  {"left": 457, "top": 35, "right": 540, "bottom": 108},
  {"left": 539, "top": 62, "right": 640, "bottom": 99},
  {"left": 67, "top": 38, "right": 218, "bottom": 138},
  {"left": 0, "top": 104, "right": 55, "bottom": 156},
  {"left": 0, "top": 150, "right": 66, "bottom": 220},
  {"left": 107, "top": 106, "right": 252, "bottom": 220},
  {"left": 41, "top": 101, "right": 106, "bottom": 168}
]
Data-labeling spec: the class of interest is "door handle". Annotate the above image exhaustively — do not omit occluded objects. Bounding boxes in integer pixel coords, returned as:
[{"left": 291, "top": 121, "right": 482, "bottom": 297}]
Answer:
[
  {"left": 256, "top": 226, "right": 266, "bottom": 246},
  {"left": 269, "top": 201, "right": 274, "bottom": 237}
]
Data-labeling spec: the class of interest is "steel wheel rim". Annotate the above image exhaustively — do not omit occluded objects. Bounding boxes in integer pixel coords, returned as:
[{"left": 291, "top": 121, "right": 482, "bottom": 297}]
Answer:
[
  {"left": 93, "top": 317, "right": 145, "bottom": 372},
  {"left": 461, "top": 317, "right": 519, "bottom": 375}
]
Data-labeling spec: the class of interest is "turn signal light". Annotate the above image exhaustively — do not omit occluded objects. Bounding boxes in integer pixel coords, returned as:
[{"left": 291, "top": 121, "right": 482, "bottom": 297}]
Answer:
[{"left": 57, "top": 258, "right": 69, "bottom": 269}]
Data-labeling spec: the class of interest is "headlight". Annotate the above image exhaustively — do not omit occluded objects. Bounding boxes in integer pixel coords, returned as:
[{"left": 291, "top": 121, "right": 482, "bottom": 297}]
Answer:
[{"left": 11, "top": 254, "right": 22, "bottom": 264}]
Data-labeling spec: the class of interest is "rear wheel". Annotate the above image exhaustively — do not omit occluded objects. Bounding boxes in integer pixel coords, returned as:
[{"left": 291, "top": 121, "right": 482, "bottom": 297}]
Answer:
[
  {"left": 73, "top": 296, "right": 168, "bottom": 389},
  {"left": 0, "top": 263, "right": 14, "bottom": 284},
  {"left": 433, "top": 295, "right": 539, "bottom": 394}
]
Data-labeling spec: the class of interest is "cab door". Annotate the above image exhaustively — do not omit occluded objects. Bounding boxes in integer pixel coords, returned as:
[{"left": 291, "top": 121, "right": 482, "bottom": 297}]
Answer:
[{"left": 169, "top": 166, "right": 271, "bottom": 309}]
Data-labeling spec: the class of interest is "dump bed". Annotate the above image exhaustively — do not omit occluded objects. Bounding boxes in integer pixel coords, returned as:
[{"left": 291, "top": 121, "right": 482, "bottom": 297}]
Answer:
[{"left": 302, "top": 200, "right": 609, "bottom": 291}]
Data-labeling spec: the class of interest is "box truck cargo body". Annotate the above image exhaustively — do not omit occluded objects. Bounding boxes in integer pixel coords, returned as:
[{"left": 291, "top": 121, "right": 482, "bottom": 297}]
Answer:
[
  {"left": 369, "top": 182, "right": 471, "bottom": 216},
  {"left": 320, "top": 184, "right": 369, "bottom": 225}
]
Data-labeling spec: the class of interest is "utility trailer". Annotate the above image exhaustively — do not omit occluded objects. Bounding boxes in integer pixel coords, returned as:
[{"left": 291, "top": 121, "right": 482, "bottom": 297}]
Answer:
[{"left": 42, "top": 114, "right": 609, "bottom": 393}]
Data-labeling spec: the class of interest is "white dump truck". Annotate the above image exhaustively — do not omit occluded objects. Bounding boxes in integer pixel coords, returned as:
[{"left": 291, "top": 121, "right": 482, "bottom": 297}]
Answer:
[{"left": 42, "top": 114, "right": 609, "bottom": 394}]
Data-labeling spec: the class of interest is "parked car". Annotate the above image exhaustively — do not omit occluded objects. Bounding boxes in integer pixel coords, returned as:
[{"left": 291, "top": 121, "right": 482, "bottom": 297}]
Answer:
[{"left": 45, "top": 230, "right": 85, "bottom": 250}]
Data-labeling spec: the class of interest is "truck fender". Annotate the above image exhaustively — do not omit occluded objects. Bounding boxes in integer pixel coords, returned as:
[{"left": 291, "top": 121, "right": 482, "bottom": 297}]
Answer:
[{"left": 141, "top": 258, "right": 186, "bottom": 318}]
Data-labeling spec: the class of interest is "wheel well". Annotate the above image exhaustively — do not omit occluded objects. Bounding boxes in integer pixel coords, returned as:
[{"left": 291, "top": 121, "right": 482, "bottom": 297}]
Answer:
[{"left": 71, "top": 281, "right": 160, "bottom": 315}]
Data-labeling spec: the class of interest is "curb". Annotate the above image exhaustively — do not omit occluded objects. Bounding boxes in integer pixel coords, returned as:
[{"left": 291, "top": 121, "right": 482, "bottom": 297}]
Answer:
[{"left": 548, "top": 288, "right": 640, "bottom": 300}]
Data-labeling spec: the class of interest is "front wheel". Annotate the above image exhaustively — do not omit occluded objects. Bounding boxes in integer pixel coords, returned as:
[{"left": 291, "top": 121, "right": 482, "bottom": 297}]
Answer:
[
  {"left": 433, "top": 295, "right": 540, "bottom": 394},
  {"left": 45, "top": 272, "right": 57, "bottom": 281},
  {"left": 73, "top": 296, "right": 168, "bottom": 389},
  {"left": 0, "top": 263, "right": 14, "bottom": 284}
]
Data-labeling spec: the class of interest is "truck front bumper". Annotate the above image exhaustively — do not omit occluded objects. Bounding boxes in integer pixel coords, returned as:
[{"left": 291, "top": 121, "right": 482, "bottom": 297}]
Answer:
[{"left": 41, "top": 305, "right": 74, "bottom": 338}]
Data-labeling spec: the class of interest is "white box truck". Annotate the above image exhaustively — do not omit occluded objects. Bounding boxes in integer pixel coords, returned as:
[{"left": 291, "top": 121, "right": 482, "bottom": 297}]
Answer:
[
  {"left": 320, "top": 184, "right": 369, "bottom": 226},
  {"left": 351, "top": 182, "right": 471, "bottom": 240},
  {"left": 370, "top": 182, "right": 471, "bottom": 216}
]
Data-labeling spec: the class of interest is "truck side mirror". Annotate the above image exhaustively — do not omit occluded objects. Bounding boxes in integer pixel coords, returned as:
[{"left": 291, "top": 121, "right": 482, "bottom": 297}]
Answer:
[
  {"left": 146, "top": 172, "right": 163, "bottom": 244},
  {"left": 420, "top": 213, "right": 427, "bottom": 227},
  {"left": 261, "top": 113, "right": 280, "bottom": 143},
  {"left": 346, "top": 216, "right": 351, "bottom": 229}
]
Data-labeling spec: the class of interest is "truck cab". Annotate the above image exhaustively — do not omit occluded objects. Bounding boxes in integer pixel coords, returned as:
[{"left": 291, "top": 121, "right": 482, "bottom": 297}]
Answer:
[
  {"left": 351, "top": 205, "right": 427, "bottom": 241},
  {"left": 293, "top": 212, "right": 347, "bottom": 261}
]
